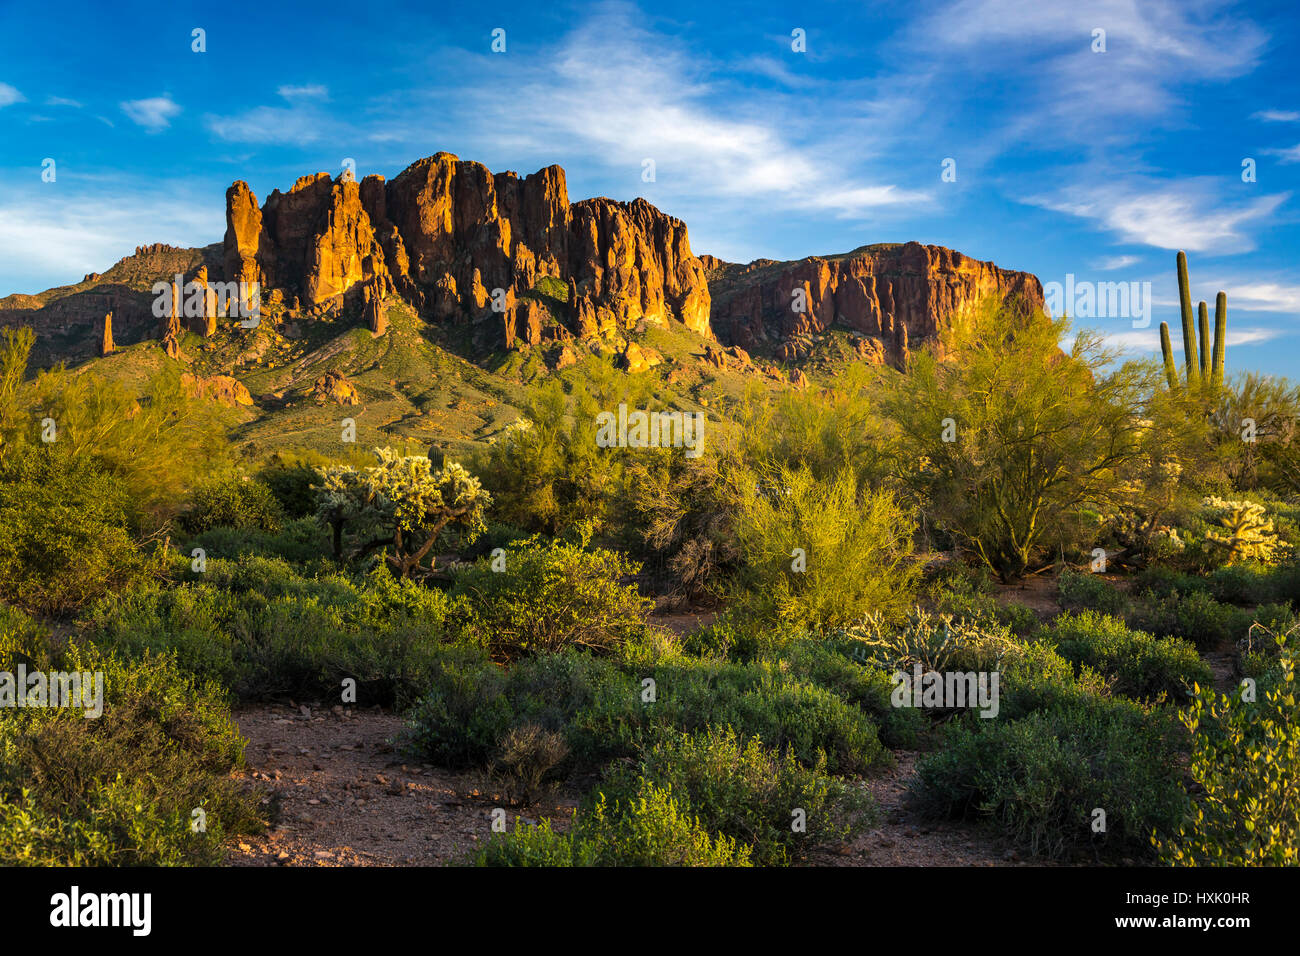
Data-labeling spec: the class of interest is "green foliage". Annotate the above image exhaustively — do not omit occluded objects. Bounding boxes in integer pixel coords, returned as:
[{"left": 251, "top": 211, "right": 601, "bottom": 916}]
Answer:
[
  {"left": 474, "top": 781, "right": 752, "bottom": 867},
  {"left": 476, "top": 378, "right": 625, "bottom": 536},
  {"left": 885, "top": 301, "right": 1156, "bottom": 581},
  {"left": 32, "top": 363, "right": 227, "bottom": 525},
  {"left": 599, "top": 727, "right": 875, "bottom": 864},
  {"left": 452, "top": 530, "right": 652, "bottom": 659},
  {"left": 915, "top": 697, "right": 1188, "bottom": 859},
  {"left": 1057, "top": 568, "right": 1127, "bottom": 616},
  {"left": 727, "top": 463, "right": 918, "bottom": 631},
  {"left": 409, "top": 648, "right": 888, "bottom": 777},
  {"left": 1155, "top": 637, "right": 1300, "bottom": 865},
  {"left": 0, "top": 610, "right": 258, "bottom": 865},
  {"left": 0, "top": 445, "right": 160, "bottom": 617},
  {"left": 315, "top": 447, "right": 491, "bottom": 578},
  {"left": 1045, "top": 611, "right": 1211, "bottom": 702},
  {"left": 182, "top": 475, "right": 283, "bottom": 535},
  {"left": 88, "top": 557, "right": 469, "bottom": 706}
]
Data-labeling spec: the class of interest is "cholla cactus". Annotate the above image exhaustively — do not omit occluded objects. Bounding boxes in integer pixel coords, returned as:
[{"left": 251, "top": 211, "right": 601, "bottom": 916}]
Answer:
[
  {"left": 314, "top": 447, "right": 492, "bottom": 576},
  {"left": 1203, "top": 497, "right": 1283, "bottom": 564}
]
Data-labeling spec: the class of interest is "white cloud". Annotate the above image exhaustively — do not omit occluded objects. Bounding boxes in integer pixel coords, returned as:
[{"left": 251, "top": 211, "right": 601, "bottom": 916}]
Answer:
[
  {"left": 277, "top": 84, "right": 329, "bottom": 100},
  {"left": 205, "top": 105, "right": 326, "bottom": 145},
  {"left": 1106, "top": 326, "right": 1283, "bottom": 352},
  {"left": 1264, "top": 144, "right": 1300, "bottom": 164},
  {"left": 1027, "top": 178, "right": 1288, "bottom": 253},
  {"left": 121, "top": 95, "right": 181, "bottom": 132},
  {"left": 1253, "top": 109, "right": 1300, "bottom": 122},
  {"left": 390, "top": 3, "right": 928, "bottom": 218},
  {"left": 0, "top": 182, "right": 219, "bottom": 294},
  {"left": 0, "top": 83, "right": 25, "bottom": 108}
]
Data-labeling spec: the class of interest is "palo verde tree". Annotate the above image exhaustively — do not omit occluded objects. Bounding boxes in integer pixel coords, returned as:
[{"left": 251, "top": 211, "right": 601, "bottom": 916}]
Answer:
[
  {"left": 314, "top": 447, "right": 491, "bottom": 578},
  {"left": 884, "top": 298, "right": 1158, "bottom": 581}
]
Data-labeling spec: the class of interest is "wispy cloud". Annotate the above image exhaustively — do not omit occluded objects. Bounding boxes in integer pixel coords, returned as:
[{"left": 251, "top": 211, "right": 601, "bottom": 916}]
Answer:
[
  {"left": 1107, "top": 326, "right": 1283, "bottom": 352},
  {"left": 1096, "top": 255, "right": 1141, "bottom": 270},
  {"left": 0, "top": 180, "right": 219, "bottom": 292},
  {"left": 1253, "top": 109, "right": 1300, "bottom": 122},
  {"left": 1027, "top": 177, "right": 1288, "bottom": 253},
  {"left": 0, "top": 83, "right": 25, "bottom": 108},
  {"left": 121, "top": 95, "right": 181, "bottom": 132},
  {"left": 277, "top": 84, "right": 329, "bottom": 100}
]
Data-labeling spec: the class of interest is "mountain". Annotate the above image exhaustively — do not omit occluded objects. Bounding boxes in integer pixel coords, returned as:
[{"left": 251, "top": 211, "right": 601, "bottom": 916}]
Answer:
[{"left": 0, "top": 152, "right": 1041, "bottom": 374}]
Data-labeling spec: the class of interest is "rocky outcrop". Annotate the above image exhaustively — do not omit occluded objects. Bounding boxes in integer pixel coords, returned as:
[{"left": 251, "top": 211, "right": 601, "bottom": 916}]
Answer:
[
  {"left": 312, "top": 370, "right": 359, "bottom": 405},
  {"left": 220, "top": 153, "right": 712, "bottom": 349},
  {"left": 183, "top": 372, "right": 253, "bottom": 407},
  {"left": 708, "top": 242, "right": 1043, "bottom": 369}
]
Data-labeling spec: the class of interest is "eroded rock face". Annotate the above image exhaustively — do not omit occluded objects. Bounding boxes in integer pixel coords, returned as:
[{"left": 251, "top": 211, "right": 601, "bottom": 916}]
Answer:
[
  {"left": 220, "top": 153, "right": 712, "bottom": 347},
  {"left": 707, "top": 242, "right": 1044, "bottom": 368}
]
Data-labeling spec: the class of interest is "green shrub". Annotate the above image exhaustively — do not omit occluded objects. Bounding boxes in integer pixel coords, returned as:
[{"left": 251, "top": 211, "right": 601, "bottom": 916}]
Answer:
[
  {"left": 1130, "top": 588, "right": 1239, "bottom": 649},
  {"left": 474, "top": 781, "right": 752, "bottom": 867},
  {"left": 1155, "top": 638, "right": 1300, "bottom": 865},
  {"left": 728, "top": 464, "right": 918, "bottom": 631},
  {"left": 915, "top": 698, "right": 1188, "bottom": 859},
  {"left": 0, "top": 445, "right": 159, "bottom": 617},
  {"left": 452, "top": 532, "right": 652, "bottom": 660},
  {"left": 187, "top": 517, "right": 330, "bottom": 565},
  {"left": 599, "top": 727, "right": 875, "bottom": 864},
  {"left": 89, "top": 558, "right": 469, "bottom": 706},
  {"left": 779, "top": 638, "right": 927, "bottom": 749},
  {"left": 1046, "top": 611, "right": 1211, "bottom": 702},
  {"left": 1057, "top": 568, "right": 1127, "bottom": 616},
  {"left": 181, "top": 476, "right": 283, "bottom": 534},
  {"left": 0, "top": 610, "right": 258, "bottom": 865}
]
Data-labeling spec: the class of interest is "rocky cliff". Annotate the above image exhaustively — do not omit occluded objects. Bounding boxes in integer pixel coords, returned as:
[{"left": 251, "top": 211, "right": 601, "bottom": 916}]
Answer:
[
  {"left": 704, "top": 241, "right": 1044, "bottom": 369},
  {"left": 1, "top": 155, "right": 1041, "bottom": 371},
  {"left": 220, "top": 152, "right": 712, "bottom": 349}
]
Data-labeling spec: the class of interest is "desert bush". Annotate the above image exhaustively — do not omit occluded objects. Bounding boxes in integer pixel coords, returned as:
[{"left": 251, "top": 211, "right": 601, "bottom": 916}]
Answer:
[
  {"left": 1129, "top": 588, "right": 1241, "bottom": 649},
  {"left": 1057, "top": 568, "right": 1127, "bottom": 616},
  {"left": 0, "top": 445, "right": 161, "bottom": 617},
  {"left": 1155, "top": 636, "right": 1300, "bottom": 865},
  {"left": 186, "top": 517, "right": 331, "bottom": 565},
  {"left": 181, "top": 475, "right": 283, "bottom": 534},
  {"left": 1044, "top": 611, "right": 1210, "bottom": 703},
  {"left": 884, "top": 301, "right": 1159, "bottom": 581},
  {"left": 727, "top": 463, "right": 918, "bottom": 631},
  {"left": 0, "top": 610, "right": 258, "bottom": 865},
  {"left": 474, "top": 780, "right": 752, "bottom": 867},
  {"left": 451, "top": 530, "right": 652, "bottom": 660},
  {"left": 779, "top": 638, "right": 927, "bottom": 749},
  {"left": 409, "top": 649, "right": 887, "bottom": 776},
  {"left": 915, "top": 697, "right": 1187, "bottom": 859},
  {"left": 88, "top": 558, "right": 468, "bottom": 705},
  {"left": 599, "top": 727, "right": 875, "bottom": 864}
]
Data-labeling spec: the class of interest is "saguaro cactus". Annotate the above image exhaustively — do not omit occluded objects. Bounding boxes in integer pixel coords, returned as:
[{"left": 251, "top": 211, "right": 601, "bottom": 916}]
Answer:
[
  {"left": 1198, "top": 300, "right": 1210, "bottom": 379},
  {"left": 1212, "top": 291, "right": 1226, "bottom": 389},
  {"left": 1177, "top": 251, "right": 1199, "bottom": 384},
  {"left": 1161, "top": 252, "right": 1228, "bottom": 392},
  {"left": 1159, "top": 322, "right": 1179, "bottom": 389}
]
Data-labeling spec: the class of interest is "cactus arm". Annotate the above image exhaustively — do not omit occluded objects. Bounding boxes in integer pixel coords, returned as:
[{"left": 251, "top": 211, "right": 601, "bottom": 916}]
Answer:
[
  {"left": 1212, "top": 291, "right": 1227, "bottom": 390},
  {"left": 1198, "top": 300, "right": 1210, "bottom": 380},
  {"left": 1159, "top": 321, "right": 1179, "bottom": 389},
  {"left": 1177, "top": 251, "right": 1199, "bottom": 384}
]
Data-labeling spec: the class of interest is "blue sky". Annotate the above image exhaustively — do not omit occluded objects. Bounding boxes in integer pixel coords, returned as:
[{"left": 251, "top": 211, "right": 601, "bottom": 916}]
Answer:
[{"left": 1, "top": 0, "right": 1297, "bottom": 377}]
